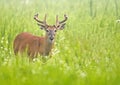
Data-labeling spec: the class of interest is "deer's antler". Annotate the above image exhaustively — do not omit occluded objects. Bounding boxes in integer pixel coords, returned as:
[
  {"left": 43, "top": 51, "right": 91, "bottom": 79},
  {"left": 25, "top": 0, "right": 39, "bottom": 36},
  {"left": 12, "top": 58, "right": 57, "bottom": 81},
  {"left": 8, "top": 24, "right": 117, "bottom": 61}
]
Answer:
[
  {"left": 34, "top": 14, "right": 47, "bottom": 26},
  {"left": 56, "top": 14, "right": 68, "bottom": 26}
]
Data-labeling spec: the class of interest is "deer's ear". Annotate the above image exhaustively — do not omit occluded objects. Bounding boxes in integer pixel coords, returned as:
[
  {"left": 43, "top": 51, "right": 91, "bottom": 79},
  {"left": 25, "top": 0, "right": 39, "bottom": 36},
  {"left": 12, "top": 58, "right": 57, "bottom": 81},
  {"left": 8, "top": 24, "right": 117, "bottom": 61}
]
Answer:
[
  {"left": 56, "top": 23, "right": 66, "bottom": 30},
  {"left": 59, "top": 23, "right": 66, "bottom": 30},
  {"left": 37, "top": 23, "right": 46, "bottom": 30}
]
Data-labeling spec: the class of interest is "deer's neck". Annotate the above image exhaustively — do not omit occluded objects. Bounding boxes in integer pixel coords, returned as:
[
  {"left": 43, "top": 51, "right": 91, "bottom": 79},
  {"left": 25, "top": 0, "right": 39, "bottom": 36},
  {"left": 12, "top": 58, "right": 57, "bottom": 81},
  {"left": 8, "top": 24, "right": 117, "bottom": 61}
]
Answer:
[{"left": 43, "top": 35, "right": 54, "bottom": 55}]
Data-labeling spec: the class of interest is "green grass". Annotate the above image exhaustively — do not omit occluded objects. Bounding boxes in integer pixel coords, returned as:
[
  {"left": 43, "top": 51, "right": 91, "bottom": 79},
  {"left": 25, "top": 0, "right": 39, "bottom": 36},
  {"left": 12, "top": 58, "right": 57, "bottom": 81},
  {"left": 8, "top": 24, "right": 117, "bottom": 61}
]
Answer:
[{"left": 0, "top": 0, "right": 120, "bottom": 85}]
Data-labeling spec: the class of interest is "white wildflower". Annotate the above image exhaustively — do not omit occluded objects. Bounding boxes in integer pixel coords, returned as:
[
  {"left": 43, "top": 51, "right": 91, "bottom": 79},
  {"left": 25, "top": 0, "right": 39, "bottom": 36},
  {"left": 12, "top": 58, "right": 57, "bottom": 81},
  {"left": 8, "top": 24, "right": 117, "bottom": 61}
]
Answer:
[
  {"left": 80, "top": 72, "right": 87, "bottom": 78},
  {"left": 116, "top": 19, "right": 120, "bottom": 23}
]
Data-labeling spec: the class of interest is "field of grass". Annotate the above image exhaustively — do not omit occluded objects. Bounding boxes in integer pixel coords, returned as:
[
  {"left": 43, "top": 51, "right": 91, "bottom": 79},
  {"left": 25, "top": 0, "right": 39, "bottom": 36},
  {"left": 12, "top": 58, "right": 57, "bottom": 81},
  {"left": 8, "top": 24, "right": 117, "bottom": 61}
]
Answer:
[{"left": 0, "top": 0, "right": 120, "bottom": 85}]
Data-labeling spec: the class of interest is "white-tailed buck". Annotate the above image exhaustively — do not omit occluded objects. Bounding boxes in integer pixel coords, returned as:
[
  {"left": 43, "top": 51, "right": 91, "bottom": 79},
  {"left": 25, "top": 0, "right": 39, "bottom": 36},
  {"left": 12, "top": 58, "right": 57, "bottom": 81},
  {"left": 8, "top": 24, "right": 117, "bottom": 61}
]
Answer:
[{"left": 13, "top": 14, "right": 68, "bottom": 59}]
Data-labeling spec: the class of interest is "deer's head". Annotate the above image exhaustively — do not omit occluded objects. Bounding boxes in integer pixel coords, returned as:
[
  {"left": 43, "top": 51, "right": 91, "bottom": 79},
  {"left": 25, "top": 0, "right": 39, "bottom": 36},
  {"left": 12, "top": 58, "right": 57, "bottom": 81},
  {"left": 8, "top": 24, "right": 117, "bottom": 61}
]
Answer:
[{"left": 34, "top": 14, "right": 68, "bottom": 43}]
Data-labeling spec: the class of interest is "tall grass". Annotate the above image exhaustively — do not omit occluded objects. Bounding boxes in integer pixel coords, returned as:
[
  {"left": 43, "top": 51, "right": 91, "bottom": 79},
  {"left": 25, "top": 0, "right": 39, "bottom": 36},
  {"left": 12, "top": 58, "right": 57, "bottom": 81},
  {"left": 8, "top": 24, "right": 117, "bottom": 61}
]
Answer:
[{"left": 0, "top": 0, "right": 120, "bottom": 85}]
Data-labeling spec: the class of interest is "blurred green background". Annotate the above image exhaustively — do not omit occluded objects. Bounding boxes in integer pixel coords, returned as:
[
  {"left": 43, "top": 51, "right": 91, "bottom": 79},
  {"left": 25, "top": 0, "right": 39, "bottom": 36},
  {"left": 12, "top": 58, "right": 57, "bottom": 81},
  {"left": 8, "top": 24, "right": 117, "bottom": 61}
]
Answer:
[{"left": 0, "top": 0, "right": 120, "bottom": 85}]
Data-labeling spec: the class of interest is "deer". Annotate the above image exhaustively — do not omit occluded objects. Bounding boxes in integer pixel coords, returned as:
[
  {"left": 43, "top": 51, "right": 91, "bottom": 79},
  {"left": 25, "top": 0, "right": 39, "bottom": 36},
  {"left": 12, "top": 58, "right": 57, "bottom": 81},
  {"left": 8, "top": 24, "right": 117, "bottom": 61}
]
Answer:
[{"left": 13, "top": 13, "right": 68, "bottom": 59}]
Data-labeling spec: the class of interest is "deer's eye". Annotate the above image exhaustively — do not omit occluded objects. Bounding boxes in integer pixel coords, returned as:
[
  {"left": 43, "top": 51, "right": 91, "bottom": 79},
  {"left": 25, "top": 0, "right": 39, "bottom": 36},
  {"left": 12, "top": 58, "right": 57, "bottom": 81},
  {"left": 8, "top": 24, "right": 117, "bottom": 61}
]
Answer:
[
  {"left": 54, "top": 29, "right": 57, "bottom": 32},
  {"left": 46, "top": 29, "right": 49, "bottom": 32},
  {"left": 57, "top": 25, "right": 60, "bottom": 28}
]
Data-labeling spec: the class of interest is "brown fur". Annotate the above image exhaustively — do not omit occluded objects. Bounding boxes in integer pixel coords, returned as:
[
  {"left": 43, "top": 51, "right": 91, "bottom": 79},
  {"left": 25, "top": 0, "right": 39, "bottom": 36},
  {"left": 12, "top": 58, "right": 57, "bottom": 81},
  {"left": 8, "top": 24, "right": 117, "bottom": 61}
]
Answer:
[
  {"left": 13, "top": 14, "right": 68, "bottom": 59},
  {"left": 13, "top": 32, "right": 53, "bottom": 59}
]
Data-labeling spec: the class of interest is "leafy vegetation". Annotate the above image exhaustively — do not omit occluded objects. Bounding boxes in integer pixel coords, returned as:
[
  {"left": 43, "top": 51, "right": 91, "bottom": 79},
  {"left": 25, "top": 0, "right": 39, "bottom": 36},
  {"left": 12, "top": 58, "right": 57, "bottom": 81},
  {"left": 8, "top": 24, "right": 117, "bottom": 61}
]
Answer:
[{"left": 0, "top": 0, "right": 120, "bottom": 85}]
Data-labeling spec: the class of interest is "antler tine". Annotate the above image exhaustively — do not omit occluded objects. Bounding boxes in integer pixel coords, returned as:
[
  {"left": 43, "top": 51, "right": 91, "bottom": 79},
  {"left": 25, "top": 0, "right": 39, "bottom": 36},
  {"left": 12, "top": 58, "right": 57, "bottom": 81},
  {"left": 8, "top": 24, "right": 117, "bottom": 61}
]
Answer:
[
  {"left": 59, "top": 14, "right": 68, "bottom": 24},
  {"left": 34, "top": 14, "right": 44, "bottom": 24},
  {"left": 43, "top": 14, "right": 47, "bottom": 25},
  {"left": 56, "top": 15, "right": 59, "bottom": 26}
]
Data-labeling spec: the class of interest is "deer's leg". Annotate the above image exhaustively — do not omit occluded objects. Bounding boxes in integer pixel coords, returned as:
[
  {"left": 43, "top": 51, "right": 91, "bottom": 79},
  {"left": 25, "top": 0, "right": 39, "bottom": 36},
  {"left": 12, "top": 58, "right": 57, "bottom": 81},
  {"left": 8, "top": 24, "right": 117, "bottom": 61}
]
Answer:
[{"left": 14, "top": 48, "right": 18, "bottom": 55}]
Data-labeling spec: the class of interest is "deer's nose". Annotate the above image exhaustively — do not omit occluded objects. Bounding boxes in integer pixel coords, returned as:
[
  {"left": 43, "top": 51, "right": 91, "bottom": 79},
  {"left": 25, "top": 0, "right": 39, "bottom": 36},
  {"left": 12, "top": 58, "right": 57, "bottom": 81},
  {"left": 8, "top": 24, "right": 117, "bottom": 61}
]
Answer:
[{"left": 50, "top": 37, "right": 54, "bottom": 40}]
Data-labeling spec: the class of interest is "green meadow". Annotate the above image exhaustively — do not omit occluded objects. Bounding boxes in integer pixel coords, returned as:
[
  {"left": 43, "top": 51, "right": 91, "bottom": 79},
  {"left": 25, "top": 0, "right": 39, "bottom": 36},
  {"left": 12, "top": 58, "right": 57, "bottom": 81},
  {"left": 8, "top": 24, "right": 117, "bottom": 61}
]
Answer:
[{"left": 0, "top": 0, "right": 120, "bottom": 85}]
